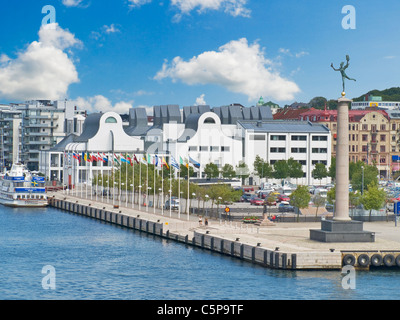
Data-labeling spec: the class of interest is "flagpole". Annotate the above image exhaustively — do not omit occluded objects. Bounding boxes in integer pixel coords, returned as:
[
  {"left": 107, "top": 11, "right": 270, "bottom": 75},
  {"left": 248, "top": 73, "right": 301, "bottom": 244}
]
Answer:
[
  {"left": 112, "top": 153, "right": 115, "bottom": 207},
  {"left": 153, "top": 156, "right": 156, "bottom": 214},
  {"left": 132, "top": 155, "right": 135, "bottom": 209},
  {"left": 119, "top": 156, "right": 121, "bottom": 207},
  {"left": 169, "top": 158, "right": 172, "bottom": 218},
  {"left": 146, "top": 155, "right": 149, "bottom": 212},
  {"left": 178, "top": 167, "right": 181, "bottom": 219},
  {"left": 139, "top": 157, "right": 142, "bottom": 211},
  {"left": 187, "top": 166, "right": 190, "bottom": 221},
  {"left": 125, "top": 154, "right": 128, "bottom": 207},
  {"left": 107, "top": 153, "right": 110, "bottom": 204},
  {"left": 161, "top": 162, "right": 164, "bottom": 216}
]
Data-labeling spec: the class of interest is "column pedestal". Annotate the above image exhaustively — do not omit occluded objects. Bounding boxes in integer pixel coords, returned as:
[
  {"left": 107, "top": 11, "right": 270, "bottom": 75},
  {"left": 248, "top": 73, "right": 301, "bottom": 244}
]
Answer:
[{"left": 309, "top": 94, "right": 375, "bottom": 243}]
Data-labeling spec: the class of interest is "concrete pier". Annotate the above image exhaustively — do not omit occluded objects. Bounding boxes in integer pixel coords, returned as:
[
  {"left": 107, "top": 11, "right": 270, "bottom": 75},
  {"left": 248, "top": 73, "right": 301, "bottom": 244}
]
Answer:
[{"left": 48, "top": 193, "right": 400, "bottom": 270}]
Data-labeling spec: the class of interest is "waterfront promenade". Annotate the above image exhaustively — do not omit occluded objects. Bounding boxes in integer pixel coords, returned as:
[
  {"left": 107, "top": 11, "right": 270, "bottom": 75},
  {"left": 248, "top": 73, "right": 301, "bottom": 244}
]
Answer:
[{"left": 48, "top": 191, "right": 400, "bottom": 270}]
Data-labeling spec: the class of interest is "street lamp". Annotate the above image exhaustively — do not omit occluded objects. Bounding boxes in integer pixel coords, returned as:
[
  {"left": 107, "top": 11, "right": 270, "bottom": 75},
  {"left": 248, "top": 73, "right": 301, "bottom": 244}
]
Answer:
[
  {"left": 361, "top": 166, "right": 364, "bottom": 195},
  {"left": 217, "top": 196, "right": 222, "bottom": 221}
]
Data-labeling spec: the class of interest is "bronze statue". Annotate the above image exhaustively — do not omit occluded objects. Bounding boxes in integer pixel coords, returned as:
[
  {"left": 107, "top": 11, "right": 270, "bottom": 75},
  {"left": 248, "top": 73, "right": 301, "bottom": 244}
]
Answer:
[{"left": 331, "top": 55, "right": 356, "bottom": 93}]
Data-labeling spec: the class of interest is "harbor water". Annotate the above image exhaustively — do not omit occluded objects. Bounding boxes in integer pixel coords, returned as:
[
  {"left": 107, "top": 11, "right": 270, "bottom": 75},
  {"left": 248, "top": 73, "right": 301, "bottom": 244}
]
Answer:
[{"left": 1, "top": 205, "right": 400, "bottom": 300}]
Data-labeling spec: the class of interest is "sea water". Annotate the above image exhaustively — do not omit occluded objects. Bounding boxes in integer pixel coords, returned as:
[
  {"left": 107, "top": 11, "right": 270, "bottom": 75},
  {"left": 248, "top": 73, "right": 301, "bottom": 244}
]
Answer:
[{"left": 0, "top": 205, "right": 399, "bottom": 300}]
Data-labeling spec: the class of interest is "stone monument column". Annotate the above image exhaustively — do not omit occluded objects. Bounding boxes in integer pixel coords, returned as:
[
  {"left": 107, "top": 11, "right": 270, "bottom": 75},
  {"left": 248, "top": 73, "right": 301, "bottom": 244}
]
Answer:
[{"left": 334, "top": 96, "right": 352, "bottom": 221}]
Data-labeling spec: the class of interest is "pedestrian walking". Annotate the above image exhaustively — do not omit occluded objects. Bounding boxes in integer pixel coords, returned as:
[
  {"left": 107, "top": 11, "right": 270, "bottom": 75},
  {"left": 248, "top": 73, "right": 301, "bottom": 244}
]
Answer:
[{"left": 199, "top": 215, "right": 203, "bottom": 226}]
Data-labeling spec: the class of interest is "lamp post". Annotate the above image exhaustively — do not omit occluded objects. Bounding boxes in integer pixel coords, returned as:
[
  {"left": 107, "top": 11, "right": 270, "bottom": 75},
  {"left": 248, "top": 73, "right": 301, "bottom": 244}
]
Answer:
[
  {"left": 361, "top": 166, "right": 364, "bottom": 195},
  {"left": 217, "top": 196, "right": 222, "bottom": 221}
]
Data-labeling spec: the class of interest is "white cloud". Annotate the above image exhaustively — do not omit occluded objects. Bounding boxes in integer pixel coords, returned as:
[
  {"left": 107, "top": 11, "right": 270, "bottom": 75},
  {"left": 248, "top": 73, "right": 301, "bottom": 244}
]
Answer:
[
  {"left": 75, "top": 95, "right": 133, "bottom": 114},
  {"left": 295, "top": 51, "right": 309, "bottom": 58},
  {"left": 127, "top": 0, "right": 250, "bottom": 18},
  {"left": 128, "top": 0, "right": 152, "bottom": 8},
  {"left": 0, "top": 23, "right": 81, "bottom": 101},
  {"left": 171, "top": 0, "right": 250, "bottom": 17},
  {"left": 103, "top": 24, "right": 120, "bottom": 34},
  {"left": 62, "top": 0, "right": 84, "bottom": 7},
  {"left": 195, "top": 94, "right": 206, "bottom": 105},
  {"left": 155, "top": 38, "right": 300, "bottom": 102}
]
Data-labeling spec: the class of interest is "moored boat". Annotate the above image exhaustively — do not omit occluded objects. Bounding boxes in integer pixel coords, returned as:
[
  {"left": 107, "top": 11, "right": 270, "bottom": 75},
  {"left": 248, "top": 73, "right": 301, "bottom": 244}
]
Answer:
[{"left": 0, "top": 163, "right": 48, "bottom": 207}]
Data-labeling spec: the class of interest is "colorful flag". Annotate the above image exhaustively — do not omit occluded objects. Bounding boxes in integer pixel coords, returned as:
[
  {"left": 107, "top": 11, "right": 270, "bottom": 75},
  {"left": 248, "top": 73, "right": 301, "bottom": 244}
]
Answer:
[
  {"left": 154, "top": 154, "right": 159, "bottom": 167},
  {"left": 133, "top": 154, "right": 139, "bottom": 164},
  {"left": 147, "top": 154, "right": 152, "bottom": 165},
  {"left": 120, "top": 153, "right": 129, "bottom": 163},
  {"left": 189, "top": 156, "right": 200, "bottom": 169},
  {"left": 180, "top": 156, "right": 188, "bottom": 168},
  {"left": 73, "top": 153, "right": 79, "bottom": 160},
  {"left": 114, "top": 153, "right": 120, "bottom": 165},
  {"left": 127, "top": 154, "right": 133, "bottom": 166},
  {"left": 97, "top": 153, "right": 105, "bottom": 162},
  {"left": 141, "top": 154, "right": 148, "bottom": 165},
  {"left": 162, "top": 156, "right": 169, "bottom": 169},
  {"left": 170, "top": 156, "right": 179, "bottom": 170}
]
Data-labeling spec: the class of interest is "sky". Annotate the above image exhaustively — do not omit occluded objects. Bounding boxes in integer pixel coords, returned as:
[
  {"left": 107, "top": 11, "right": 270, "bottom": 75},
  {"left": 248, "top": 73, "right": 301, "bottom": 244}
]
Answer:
[{"left": 0, "top": 0, "right": 399, "bottom": 114}]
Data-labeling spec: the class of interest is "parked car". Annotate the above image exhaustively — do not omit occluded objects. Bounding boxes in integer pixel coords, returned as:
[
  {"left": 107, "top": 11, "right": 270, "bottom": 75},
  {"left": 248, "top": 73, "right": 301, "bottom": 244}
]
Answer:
[
  {"left": 263, "top": 196, "right": 276, "bottom": 205},
  {"left": 240, "top": 193, "right": 252, "bottom": 202},
  {"left": 250, "top": 197, "right": 264, "bottom": 206},
  {"left": 278, "top": 202, "right": 295, "bottom": 212},
  {"left": 165, "top": 197, "right": 180, "bottom": 210},
  {"left": 277, "top": 194, "right": 290, "bottom": 202}
]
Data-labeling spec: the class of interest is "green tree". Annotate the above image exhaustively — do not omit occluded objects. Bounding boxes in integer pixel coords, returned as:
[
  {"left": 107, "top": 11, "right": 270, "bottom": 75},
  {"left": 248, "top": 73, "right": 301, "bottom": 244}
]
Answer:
[
  {"left": 179, "top": 164, "right": 195, "bottom": 178},
  {"left": 309, "top": 96, "right": 327, "bottom": 109},
  {"left": 362, "top": 182, "right": 387, "bottom": 222},
  {"left": 328, "top": 157, "right": 336, "bottom": 181},
  {"left": 273, "top": 160, "right": 289, "bottom": 183},
  {"left": 313, "top": 194, "right": 326, "bottom": 218},
  {"left": 235, "top": 161, "right": 250, "bottom": 184},
  {"left": 290, "top": 185, "right": 311, "bottom": 222},
  {"left": 253, "top": 155, "right": 274, "bottom": 179},
  {"left": 204, "top": 163, "right": 219, "bottom": 178},
  {"left": 350, "top": 162, "right": 379, "bottom": 193},
  {"left": 221, "top": 164, "right": 236, "bottom": 179},
  {"left": 287, "top": 158, "right": 303, "bottom": 182},
  {"left": 312, "top": 163, "right": 328, "bottom": 184}
]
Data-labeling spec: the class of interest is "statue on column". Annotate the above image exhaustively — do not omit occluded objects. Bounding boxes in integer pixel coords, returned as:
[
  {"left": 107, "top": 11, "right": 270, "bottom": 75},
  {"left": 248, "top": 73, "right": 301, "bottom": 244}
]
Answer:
[{"left": 331, "top": 55, "right": 356, "bottom": 94}]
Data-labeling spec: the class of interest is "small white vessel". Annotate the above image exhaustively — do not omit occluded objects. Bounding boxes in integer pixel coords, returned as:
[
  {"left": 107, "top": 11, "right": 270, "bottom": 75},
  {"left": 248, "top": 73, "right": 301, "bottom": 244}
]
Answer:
[{"left": 0, "top": 163, "right": 48, "bottom": 207}]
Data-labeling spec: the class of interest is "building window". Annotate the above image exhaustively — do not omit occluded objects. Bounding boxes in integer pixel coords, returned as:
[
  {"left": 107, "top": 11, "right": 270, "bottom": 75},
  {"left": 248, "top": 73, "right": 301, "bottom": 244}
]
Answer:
[
  {"left": 380, "top": 135, "right": 386, "bottom": 142},
  {"left": 362, "top": 124, "right": 368, "bottom": 131},
  {"left": 362, "top": 134, "right": 368, "bottom": 141},
  {"left": 105, "top": 117, "right": 117, "bottom": 123},
  {"left": 221, "top": 146, "right": 230, "bottom": 152},
  {"left": 210, "top": 146, "right": 219, "bottom": 152},
  {"left": 249, "top": 135, "right": 265, "bottom": 140},
  {"left": 270, "top": 135, "right": 286, "bottom": 141},
  {"left": 204, "top": 117, "right": 216, "bottom": 124},
  {"left": 312, "top": 136, "right": 328, "bottom": 141},
  {"left": 380, "top": 146, "right": 386, "bottom": 152},
  {"left": 270, "top": 147, "right": 286, "bottom": 153},
  {"left": 199, "top": 146, "right": 208, "bottom": 152},
  {"left": 291, "top": 148, "right": 306, "bottom": 153},
  {"left": 381, "top": 124, "right": 386, "bottom": 131},
  {"left": 188, "top": 146, "right": 197, "bottom": 151},
  {"left": 291, "top": 135, "right": 307, "bottom": 141},
  {"left": 312, "top": 148, "right": 327, "bottom": 153}
]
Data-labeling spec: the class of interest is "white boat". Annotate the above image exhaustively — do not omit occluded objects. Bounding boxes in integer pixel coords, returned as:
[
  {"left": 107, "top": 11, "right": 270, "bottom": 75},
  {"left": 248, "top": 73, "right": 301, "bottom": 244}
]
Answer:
[{"left": 0, "top": 163, "right": 48, "bottom": 207}]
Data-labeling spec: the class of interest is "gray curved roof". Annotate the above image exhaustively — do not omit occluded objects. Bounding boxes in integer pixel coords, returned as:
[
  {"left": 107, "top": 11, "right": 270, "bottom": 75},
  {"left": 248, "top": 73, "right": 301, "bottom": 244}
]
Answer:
[
  {"left": 74, "top": 113, "right": 102, "bottom": 142},
  {"left": 177, "top": 113, "right": 201, "bottom": 142}
]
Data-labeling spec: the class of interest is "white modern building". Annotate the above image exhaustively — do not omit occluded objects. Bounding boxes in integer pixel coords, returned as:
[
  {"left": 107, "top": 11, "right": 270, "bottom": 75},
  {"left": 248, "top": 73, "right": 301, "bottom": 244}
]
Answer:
[
  {"left": 238, "top": 120, "right": 331, "bottom": 185},
  {"left": 43, "top": 103, "right": 332, "bottom": 187}
]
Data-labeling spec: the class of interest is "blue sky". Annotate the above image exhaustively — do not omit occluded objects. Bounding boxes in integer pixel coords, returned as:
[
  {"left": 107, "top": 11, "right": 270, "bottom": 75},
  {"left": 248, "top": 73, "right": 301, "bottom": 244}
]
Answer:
[{"left": 0, "top": 0, "right": 399, "bottom": 113}]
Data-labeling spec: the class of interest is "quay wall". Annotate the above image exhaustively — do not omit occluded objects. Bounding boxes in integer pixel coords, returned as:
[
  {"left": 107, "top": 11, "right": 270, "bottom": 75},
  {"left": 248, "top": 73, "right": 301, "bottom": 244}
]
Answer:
[{"left": 49, "top": 198, "right": 344, "bottom": 270}]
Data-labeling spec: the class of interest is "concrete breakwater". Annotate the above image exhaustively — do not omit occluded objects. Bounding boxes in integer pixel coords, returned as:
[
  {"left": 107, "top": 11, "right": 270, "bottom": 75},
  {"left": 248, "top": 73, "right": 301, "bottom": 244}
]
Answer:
[
  {"left": 49, "top": 197, "right": 342, "bottom": 270},
  {"left": 48, "top": 196, "right": 400, "bottom": 270}
]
